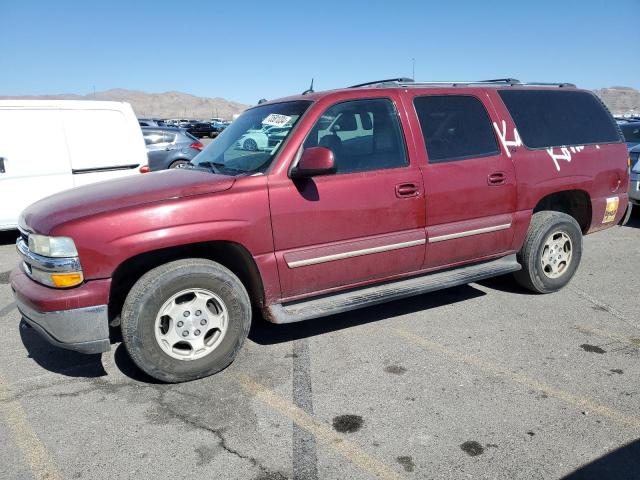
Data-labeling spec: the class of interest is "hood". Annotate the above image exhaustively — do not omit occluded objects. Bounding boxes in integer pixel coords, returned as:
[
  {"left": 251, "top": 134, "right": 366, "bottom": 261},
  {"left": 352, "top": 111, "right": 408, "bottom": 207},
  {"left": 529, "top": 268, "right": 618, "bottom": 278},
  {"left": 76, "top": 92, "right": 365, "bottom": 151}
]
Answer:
[{"left": 22, "top": 169, "right": 235, "bottom": 234}]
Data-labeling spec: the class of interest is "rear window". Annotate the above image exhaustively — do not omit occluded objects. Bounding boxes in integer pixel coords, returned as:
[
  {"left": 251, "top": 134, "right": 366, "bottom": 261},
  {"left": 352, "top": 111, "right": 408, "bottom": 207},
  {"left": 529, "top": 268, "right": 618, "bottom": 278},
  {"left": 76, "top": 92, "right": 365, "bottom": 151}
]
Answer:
[
  {"left": 621, "top": 123, "right": 640, "bottom": 142},
  {"left": 497, "top": 90, "right": 621, "bottom": 148}
]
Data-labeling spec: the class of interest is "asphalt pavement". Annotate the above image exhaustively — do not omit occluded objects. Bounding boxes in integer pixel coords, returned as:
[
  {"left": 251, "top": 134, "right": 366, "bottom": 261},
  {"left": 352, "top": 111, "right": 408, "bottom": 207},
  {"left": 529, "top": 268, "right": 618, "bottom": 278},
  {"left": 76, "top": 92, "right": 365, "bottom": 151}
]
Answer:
[{"left": 0, "top": 212, "right": 639, "bottom": 480}]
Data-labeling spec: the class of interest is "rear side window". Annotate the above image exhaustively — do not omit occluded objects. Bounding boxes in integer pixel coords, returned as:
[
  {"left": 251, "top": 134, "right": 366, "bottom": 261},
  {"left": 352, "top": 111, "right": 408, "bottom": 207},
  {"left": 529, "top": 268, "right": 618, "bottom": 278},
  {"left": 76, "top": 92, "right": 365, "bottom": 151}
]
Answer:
[
  {"left": 143, "top": 131, "right": 165, "bottom": 145},
  {"left": 497, "top": 90, "right": 621, "bottom": 148},
  {"left": 621, "top": 123, "right": 640, "bottom": 143},
  {"left": 413, "top": 95, "right": 499, "bottom": 163}
]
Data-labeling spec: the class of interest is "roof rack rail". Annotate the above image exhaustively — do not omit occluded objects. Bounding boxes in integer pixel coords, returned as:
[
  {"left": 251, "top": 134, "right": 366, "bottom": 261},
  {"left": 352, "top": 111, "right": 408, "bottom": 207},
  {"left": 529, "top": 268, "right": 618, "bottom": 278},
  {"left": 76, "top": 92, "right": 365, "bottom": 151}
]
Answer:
[
  {"left": 398, "top": 78, "right": 522, "bottom": 87},
  {"left": 349, "top": 78, "right": 576, "bottom": 89},
  {"left": 518, "top": 81, "right": 576, "bottom": 88},
  {"left": 349, "top": 77, "right": 414, "bottom": 88}
]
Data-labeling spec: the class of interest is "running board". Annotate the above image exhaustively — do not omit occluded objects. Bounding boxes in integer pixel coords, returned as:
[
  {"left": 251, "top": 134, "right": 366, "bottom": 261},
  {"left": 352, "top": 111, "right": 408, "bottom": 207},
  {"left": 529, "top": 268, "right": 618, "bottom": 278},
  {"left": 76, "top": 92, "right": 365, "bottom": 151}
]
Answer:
[{"left": 265, "top": 255, "right": 521, "bottom": 324}]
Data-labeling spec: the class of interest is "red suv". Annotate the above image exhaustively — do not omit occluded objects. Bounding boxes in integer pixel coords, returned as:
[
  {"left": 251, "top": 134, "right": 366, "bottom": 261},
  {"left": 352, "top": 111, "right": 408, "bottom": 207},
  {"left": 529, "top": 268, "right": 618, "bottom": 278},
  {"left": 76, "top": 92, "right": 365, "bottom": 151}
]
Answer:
[{"left": 11, "top": 78, "right": 632, "bottom": 382}]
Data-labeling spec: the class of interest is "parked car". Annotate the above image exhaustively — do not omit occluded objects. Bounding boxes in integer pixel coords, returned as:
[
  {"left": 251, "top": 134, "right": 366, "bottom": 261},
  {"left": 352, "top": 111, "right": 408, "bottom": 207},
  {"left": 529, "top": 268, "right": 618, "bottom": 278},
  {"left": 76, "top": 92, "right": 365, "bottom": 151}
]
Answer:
[
  {"left": 620, "top": 121, "right": 640, "bottom": 149},
  {"left": 138, "top": 118, "right": 166, "bottom": 127},
  {"left": 142, "top": 127, "right": 203, "bottom": 170},
  {"left": 186, "top": 122, "right": 218, "bottom": 139},
  {"left": 236, "top": 125, "right": 290, "bottom": 151},
  {"left": 0, "top": 100, "right": 146, "bottom": 231},
  {"left": 211, "top": 121, "right": 228, "bottom": 132},
  {"left": 629, "top": 144, "right": 640, "bottom": 206},
  {"left": 11, "top": 78, "right": 631, "bottom": 382}
]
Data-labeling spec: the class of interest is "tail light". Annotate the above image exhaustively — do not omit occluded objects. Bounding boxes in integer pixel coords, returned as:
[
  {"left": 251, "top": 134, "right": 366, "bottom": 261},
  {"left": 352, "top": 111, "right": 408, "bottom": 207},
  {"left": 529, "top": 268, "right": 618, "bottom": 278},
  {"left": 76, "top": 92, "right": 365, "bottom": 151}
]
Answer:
[
  {"left": 139, "top": 165, "right": 150, "bottom": 173},
  {"left": 190, "top": 142, "right": 204, "bottom": 151}
]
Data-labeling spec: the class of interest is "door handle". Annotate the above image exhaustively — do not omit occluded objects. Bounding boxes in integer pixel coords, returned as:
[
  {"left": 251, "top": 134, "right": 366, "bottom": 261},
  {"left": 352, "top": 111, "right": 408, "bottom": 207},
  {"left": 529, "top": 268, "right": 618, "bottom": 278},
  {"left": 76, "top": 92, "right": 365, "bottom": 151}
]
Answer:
[
  {"left": 0, "top": 157, "right": 5, "bottom": 174},
  {"left": 395, "top": 183, "right": 419, "bottom": 198},
  {"left": 487, "top": 172, "right": 506, "bottom": 186}
]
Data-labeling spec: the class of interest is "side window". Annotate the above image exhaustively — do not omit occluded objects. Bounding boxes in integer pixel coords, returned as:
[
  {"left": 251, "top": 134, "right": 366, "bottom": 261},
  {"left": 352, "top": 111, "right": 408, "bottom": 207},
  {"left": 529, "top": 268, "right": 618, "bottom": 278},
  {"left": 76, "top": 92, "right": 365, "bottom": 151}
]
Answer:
[
  {"left": 497, "top": 90, "right": 621, "bottom": 147},
  {"left": 621, "top": 124, "right": 640, "bottom": 143},
  {"left": 304, "top": 98, "right": 408, "bottom": 174},
  {"left": 413, "top": 95, "right": 499, "bottom": 163},
  {"left": 143, "top": 131, "right": 166, "bottom": 145},
  {"left": 163, "top": 132, "right": 177, "bottom": 143}
]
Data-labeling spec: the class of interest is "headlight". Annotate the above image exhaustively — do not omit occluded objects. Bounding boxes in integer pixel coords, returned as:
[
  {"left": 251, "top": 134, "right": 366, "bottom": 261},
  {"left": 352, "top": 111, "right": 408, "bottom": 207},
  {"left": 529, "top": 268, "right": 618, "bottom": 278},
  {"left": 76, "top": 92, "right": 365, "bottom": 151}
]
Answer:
[{"left": 28, "top": 235, "right": 78, "bottom": 258}]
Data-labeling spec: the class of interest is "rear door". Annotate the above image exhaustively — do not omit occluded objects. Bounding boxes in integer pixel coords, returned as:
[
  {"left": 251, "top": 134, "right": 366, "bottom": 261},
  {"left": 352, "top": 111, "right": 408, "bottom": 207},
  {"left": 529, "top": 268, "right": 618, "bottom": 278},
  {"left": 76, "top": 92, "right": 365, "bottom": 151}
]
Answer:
[
  {"left": 269, "top": 96, "right": 426, "bottom": 299},
  {"left": 0, "top": 108, "right": 73, "bottom": 229},
  {"left": 406, "top": 92, "right": 517, "bottom": 268}
]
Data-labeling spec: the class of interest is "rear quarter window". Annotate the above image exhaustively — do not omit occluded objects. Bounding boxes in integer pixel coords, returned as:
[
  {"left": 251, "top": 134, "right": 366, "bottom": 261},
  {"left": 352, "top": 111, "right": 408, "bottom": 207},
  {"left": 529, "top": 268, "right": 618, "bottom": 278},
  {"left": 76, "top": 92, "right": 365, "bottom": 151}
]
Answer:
[{"left": 497, "top": 90, "right": 621, "bottom": 148}]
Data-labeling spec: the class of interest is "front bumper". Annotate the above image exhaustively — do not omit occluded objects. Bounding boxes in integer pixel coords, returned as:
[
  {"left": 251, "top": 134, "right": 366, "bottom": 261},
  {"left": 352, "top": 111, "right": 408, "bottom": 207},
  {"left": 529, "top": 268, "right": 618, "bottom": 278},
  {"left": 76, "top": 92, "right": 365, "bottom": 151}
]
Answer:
[
  {"left": 10, "top": 268, "right": 112, "bottom": 354},
  {"left": 17, "top": 301, "right": 110, "bottom": 354}
]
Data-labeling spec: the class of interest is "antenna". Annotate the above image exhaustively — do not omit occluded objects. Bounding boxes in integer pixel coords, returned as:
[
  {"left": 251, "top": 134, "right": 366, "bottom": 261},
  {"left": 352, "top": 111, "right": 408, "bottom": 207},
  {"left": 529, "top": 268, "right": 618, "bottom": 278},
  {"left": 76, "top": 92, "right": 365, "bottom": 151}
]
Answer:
[
  {"left": 302, "top": 78, "right": 314, "bottom": 95},
  {"left": 257, "top": 98, "right": 268, "bottom": 104}
]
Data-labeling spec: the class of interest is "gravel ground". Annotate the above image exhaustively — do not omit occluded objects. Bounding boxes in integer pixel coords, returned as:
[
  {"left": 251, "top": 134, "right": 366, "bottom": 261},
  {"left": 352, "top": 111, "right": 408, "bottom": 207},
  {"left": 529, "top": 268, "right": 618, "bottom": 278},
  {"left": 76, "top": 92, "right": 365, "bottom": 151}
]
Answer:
[{"left": 0, "top": 211, "right": 638, "bottom": 480}]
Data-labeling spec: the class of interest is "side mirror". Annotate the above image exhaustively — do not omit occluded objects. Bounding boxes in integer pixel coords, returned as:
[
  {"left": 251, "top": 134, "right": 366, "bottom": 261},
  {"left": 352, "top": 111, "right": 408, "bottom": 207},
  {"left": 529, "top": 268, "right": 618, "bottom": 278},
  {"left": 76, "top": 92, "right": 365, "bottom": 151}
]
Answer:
[{"left": 290, "top": 147, "right": 336, "bottom": 179}]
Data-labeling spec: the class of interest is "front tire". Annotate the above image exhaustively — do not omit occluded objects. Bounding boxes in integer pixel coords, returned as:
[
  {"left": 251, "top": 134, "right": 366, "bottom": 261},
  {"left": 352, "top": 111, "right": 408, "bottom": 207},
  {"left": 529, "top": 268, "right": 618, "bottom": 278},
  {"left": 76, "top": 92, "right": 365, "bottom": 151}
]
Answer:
[
  {"left": 514, "top": 211, "right": 583, "bottom": 293},
  {"left": 120, "top": 259, "right": 251, "bottom": 383}
]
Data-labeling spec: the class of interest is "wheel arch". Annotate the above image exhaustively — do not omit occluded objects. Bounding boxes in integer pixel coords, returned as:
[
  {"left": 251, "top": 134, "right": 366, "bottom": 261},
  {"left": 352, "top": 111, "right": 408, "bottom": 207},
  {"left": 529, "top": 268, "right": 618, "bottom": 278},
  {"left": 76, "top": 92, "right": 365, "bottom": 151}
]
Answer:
[
  {"left": 532, "top": 189, "right": 592, "bottom": 233},
  {"left": 108, "top": 240, "right": 265, "bottom": 325}
]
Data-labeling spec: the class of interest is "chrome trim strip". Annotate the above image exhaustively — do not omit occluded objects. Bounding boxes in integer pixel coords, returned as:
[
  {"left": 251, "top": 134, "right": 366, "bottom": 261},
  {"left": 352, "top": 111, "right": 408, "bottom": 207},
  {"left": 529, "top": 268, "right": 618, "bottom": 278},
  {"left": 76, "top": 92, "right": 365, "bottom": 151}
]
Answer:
[
  {"left": 72, "top": 164, "right": 139, "bottom": 174},
  {"left": 16, "top": 238, "right": 82, "bottom": 273},
  {"left": 429, "top": 223, "right": 512, "bottom": 243},
  {"left": 287, "top": 239, "right": 426, "bottom": 269}
]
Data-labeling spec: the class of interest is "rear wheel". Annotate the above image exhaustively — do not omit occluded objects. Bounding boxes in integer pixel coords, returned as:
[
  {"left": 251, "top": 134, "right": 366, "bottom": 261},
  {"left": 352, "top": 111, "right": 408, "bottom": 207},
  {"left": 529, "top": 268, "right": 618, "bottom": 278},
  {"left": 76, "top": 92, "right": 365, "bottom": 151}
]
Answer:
[
  {"left": 169, "top": 159, "right": 189, "bottom": 169},
  {"left": 514, "top": 211, "right": 583, "bottom": 293},
  {"left": 120, "top": 259, "right": 251, "bottom": 383}
]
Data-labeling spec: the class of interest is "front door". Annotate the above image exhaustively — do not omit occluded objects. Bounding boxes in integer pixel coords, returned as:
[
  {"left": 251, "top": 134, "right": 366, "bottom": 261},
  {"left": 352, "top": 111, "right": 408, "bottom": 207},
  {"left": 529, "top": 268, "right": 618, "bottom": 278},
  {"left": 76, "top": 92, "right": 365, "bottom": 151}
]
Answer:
[
  {"left": 269, "top": 97, "right": 426, "bottom": 300},
  {"left": 407, "top": 92, "right": 517, "bottom": 269}
]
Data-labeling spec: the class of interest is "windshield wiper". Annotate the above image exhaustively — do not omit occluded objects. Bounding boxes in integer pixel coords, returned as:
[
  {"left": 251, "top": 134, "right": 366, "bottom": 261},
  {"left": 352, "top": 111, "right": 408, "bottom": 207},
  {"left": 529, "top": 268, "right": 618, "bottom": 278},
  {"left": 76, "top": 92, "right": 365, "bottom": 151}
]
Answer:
[{"left": 209, "top": 162, "right": 251, "bottom": 175}]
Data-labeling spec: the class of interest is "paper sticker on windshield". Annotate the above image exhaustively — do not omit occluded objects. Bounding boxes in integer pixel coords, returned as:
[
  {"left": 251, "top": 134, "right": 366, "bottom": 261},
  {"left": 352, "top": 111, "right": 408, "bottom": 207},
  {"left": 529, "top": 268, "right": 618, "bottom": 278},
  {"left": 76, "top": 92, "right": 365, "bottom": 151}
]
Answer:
[
  {"left": 262, "top": 114, "right": 292, "bottom": 127},
  {"left": 602, "top": 196, "right": 619, "bottom": 223}
]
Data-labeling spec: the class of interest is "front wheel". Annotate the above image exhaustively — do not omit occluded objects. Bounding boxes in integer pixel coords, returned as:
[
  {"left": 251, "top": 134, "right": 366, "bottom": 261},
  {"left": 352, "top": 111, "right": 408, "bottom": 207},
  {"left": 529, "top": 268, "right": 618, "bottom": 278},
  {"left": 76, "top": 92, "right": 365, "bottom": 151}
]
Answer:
[
  {"left": 120, "top": 259, "right": 251, "bottom": 383},
  {"left": 513, "top": 211, "right": 583, "bottom": 293}
]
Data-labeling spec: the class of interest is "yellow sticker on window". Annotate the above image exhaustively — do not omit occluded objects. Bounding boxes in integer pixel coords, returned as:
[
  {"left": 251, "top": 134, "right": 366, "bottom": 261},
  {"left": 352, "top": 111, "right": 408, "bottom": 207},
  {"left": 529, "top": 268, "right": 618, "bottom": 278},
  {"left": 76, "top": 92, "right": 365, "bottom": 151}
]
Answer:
[{"left": 602, "top": 196, "right": 619, "bottom": 223}]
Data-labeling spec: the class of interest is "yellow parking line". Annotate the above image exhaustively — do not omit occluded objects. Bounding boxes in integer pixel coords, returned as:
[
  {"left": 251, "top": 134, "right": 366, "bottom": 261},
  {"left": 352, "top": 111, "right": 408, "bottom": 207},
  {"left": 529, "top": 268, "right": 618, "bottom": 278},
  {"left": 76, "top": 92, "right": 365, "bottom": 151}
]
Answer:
[
  {"left": 0, "top": 373, "right": 62, "bottom": 480},
  {"left": 236, "top": 373, "right": 403, "bottom": 480},
  {"left": 574, "top": 325, "right": 640, "bottom": 347},
  {"left": 392, "top": 327, "right": 640, "bottom": 430}
]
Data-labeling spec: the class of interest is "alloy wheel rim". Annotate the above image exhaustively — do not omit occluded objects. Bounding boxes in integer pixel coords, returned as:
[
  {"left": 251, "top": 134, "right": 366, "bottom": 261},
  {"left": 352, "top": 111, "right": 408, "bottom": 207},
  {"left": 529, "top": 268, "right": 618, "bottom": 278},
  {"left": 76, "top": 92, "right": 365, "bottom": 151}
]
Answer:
[
  {"left": 540, "top": 231, "right": 573, "bottom": 279},
  {"left": 154, "top": 288, "right": 228, "bottom": 361}
]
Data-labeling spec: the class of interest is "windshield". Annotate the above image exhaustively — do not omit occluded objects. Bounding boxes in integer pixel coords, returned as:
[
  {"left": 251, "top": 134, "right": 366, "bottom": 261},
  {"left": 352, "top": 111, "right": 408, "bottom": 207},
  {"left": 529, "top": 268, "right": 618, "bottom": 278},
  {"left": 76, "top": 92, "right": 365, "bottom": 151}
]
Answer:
[{"left": 191, "top": 100, "right": 312, "bottom": 175}]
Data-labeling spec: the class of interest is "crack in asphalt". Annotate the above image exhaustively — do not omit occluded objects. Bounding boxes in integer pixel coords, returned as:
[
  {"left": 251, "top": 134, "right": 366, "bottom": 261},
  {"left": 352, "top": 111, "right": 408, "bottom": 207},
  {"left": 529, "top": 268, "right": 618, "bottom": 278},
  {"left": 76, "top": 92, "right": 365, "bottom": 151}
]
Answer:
[{"left": 156, "top": 389, "right": 286, "bottom": 479}]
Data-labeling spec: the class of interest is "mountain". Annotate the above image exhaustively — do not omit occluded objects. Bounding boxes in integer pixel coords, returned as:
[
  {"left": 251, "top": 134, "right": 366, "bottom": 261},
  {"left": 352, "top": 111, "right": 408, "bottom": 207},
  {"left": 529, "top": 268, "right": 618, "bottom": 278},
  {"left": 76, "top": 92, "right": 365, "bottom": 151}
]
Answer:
[
  {"left": 593, "top": 87, "right": 640, "bottom": 116},
  {"left": 2, "top": 86, "right": 639, "bottom": 119},
  {"left": 0, "top": 89, "right": 249, "bottom": 121}
]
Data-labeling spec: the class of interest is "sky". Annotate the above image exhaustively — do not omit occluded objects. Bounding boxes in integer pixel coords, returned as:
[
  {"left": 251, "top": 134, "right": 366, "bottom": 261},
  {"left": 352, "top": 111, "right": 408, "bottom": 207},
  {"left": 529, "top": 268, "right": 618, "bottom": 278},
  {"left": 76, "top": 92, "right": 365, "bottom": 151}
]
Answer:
[{"left": 1, "top": 0, "right": 639, "bottom": 105}]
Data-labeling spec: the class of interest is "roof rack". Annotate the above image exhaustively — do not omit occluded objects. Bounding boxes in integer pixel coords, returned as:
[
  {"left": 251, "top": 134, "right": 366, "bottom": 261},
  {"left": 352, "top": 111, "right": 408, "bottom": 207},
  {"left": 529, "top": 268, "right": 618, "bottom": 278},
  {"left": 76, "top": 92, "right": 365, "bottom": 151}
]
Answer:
[
  {"left": 349, "top": 78, "right": 576, "bottom": 88},
  {"left": 348, "top": 78, "right": 415, "bottom": 88}
]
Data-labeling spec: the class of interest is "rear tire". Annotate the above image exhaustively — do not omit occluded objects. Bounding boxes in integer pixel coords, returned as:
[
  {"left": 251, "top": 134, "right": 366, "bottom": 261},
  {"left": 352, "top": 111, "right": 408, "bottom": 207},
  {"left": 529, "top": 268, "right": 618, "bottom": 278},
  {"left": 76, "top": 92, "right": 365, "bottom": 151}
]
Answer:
[
  {"left": 169, "top": 160, "right": 189, "bottom": 169},
  {"left": 514, "top": 211, "right": 583, "bottom": 293},
  {"left": 120, "top": 259, "right": 251, "bottom": 383}
]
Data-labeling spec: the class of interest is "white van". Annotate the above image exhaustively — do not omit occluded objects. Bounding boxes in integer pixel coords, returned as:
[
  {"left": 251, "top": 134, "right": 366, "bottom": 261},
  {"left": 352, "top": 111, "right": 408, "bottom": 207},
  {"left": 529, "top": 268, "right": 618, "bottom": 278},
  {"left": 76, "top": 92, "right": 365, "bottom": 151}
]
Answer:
[{"left": 0, "top": 100, "right": 147, "bottom": 230}]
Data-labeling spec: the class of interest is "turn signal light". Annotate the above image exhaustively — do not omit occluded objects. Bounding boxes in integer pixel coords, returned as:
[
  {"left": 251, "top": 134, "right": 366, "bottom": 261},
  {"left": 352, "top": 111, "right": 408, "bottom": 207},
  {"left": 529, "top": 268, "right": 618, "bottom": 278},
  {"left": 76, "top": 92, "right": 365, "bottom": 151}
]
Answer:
[
  {"left": 139, "top": 165, "right": 150, "bottom": 173},
  {"left": 50, "top": 272, "right": 84, "bottom": 288}
]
